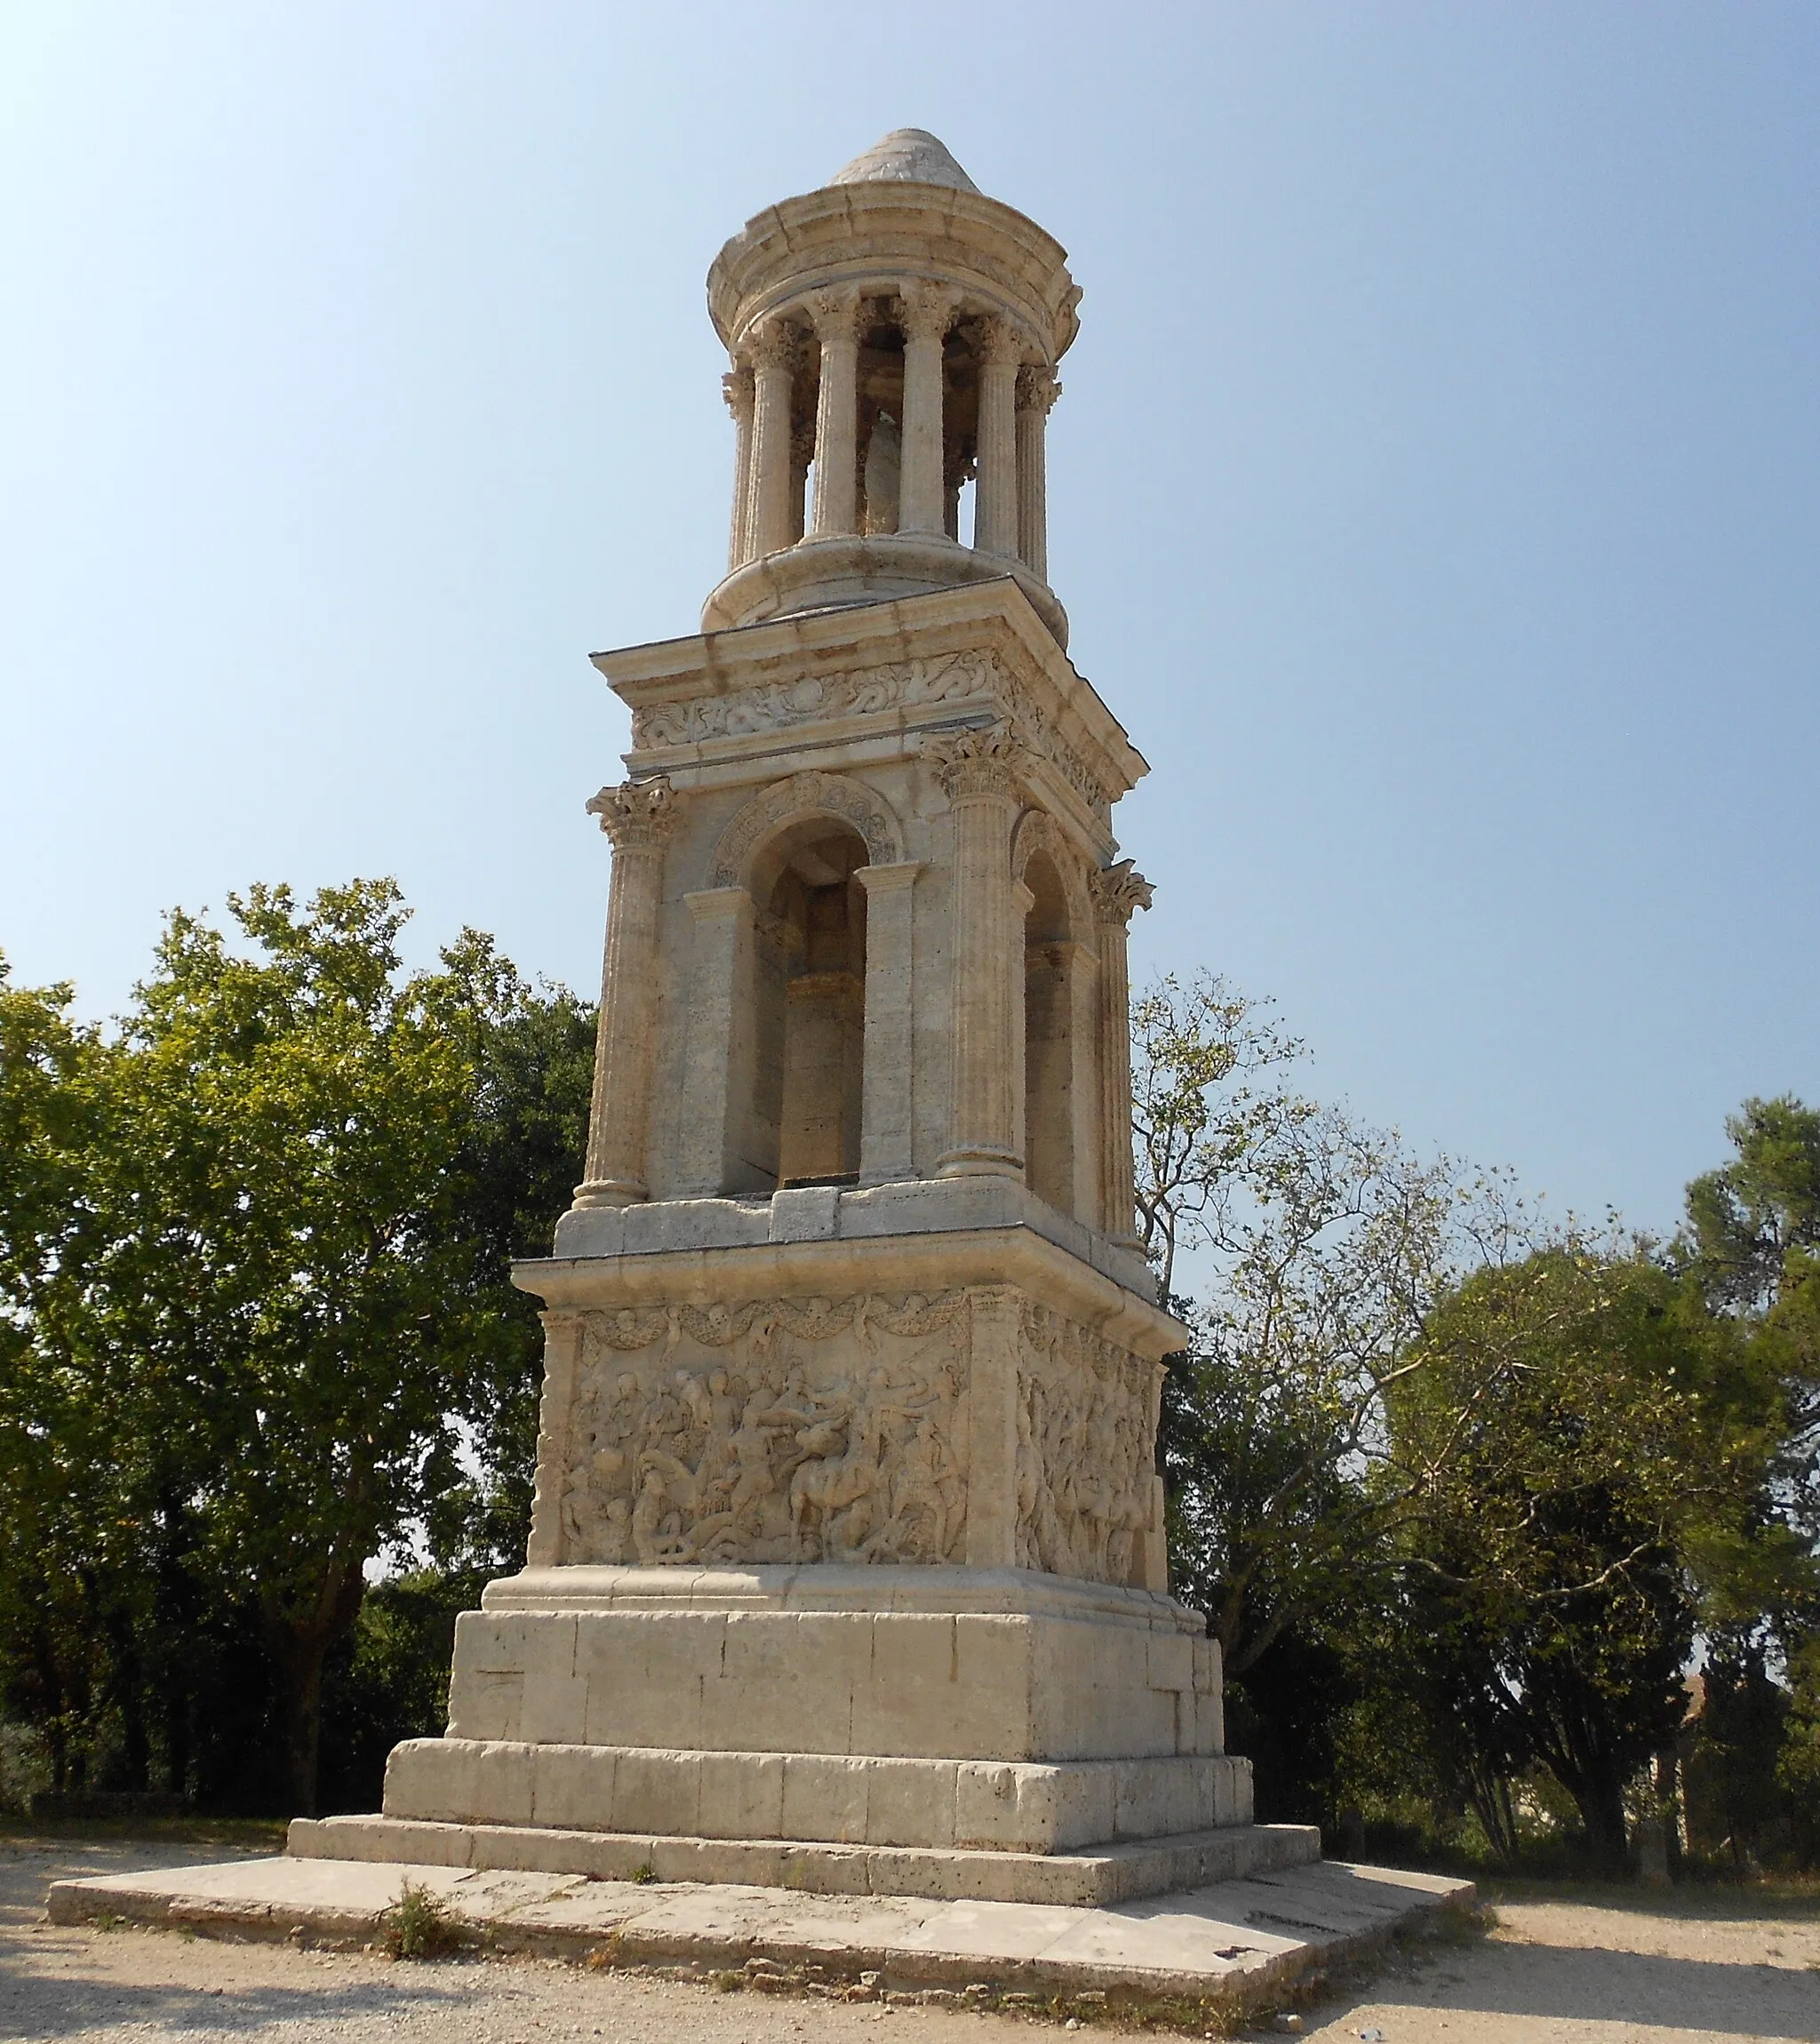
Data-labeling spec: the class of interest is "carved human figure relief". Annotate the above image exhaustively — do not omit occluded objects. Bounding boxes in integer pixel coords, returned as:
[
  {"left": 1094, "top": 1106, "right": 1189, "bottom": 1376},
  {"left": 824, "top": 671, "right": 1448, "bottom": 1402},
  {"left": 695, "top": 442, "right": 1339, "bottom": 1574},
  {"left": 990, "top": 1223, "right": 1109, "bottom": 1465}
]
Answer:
[{"left": 560, "top": 1292, "right": 973, "bottom": 1567}]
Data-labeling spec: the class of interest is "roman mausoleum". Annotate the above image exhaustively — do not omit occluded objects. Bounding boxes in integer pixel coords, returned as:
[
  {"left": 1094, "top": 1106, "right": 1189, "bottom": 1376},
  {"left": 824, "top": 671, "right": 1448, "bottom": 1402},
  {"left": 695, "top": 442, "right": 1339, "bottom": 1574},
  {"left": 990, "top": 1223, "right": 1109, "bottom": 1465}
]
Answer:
[{"left": 292, "top": 129, "right": 1320, "bottom": 1904}]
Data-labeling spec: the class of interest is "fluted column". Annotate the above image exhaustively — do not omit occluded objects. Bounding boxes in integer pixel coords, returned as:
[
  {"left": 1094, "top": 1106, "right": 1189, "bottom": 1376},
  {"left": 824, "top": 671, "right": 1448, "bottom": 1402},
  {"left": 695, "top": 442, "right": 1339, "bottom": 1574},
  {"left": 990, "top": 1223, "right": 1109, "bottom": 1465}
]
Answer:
[
  {"left": 898, "top": 284, "right": 955, "bottom": 536},
  {"left": 809, "top": 291, "right": 862, "bottom": 537},
  {"left": 722, "top": 364, "right": 754, "bottom": 570},
  {"left": 1090, "top": 859, "right": 1153, "bottom": 1247},
  {"left": 855, "top": 860, "right": 922, "bottom": 1185},
  {"left": 1016, "top": 365, "right": 1058, "bottom": 581},
  {"left": 788, "top": 419, "right": 814, "bottom": 546},
  {"left": 572, "top": 778, "right": 676, "bottom": 1210},
  {"left": 935, "top": 729, "right": 1026, "bottom": 1178},
  {"left": 676, "top": 886, "right": 755, "bottom": 1197},
  {"left": 746, "top": 321, "right": 796, "bottom": 561},
  {"left": 974, "top": 319, "right": 1022, "bottom": 555}
]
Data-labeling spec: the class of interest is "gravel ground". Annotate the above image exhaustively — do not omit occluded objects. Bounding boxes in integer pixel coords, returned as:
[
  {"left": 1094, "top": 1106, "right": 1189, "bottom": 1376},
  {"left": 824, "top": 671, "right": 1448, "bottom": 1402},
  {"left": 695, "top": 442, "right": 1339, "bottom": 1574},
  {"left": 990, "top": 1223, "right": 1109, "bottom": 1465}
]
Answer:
[{"left": 3, "top": 1838, "right": 1816, "bottom": 2043}]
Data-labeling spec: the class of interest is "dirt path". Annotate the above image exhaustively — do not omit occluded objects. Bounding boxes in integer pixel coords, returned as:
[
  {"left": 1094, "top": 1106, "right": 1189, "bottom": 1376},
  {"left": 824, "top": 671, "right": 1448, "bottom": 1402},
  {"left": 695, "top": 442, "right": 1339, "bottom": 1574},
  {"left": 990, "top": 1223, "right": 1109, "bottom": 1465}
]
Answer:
[{"left": 3, "top": 1840, "right": 1816, "bottom": 2042}]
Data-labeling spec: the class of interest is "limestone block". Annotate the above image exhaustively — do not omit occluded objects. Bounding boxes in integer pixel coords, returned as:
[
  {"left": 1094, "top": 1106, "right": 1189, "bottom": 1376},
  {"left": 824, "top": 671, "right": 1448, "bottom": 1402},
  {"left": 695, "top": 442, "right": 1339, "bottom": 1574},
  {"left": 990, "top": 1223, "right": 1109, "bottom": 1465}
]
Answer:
[
  {"left": 1216, "top": 1756, "right": 1254, "bottom": 1826},
  {"left": 447, "top": 1669, "right": 523, "bottom": 1744},
  {"left": 1145, "top": 1632, "right": 1193, "bottom": 1694},
  {"left": 579, "top": 1611, "right": 724, "bottom": 1748},
  {"left": 864, "top": 1756, "right": 956, "bottom": 1848},
  {"left": 1192, "top": 1635, "right": 1220, "bottom": 1695},
  {"left": 769, "top": 1185, "right": 839, "bottom": 1242},
  {"left": 699, "top": 1749, "right": 785, "bottom": 1838},
  {"left": 848, "top": 1614, "right": 958, "bottom": 1754},
  {"left": 780, "top": 1753, "right": 869, "bottom": 1843},
  {"left": 1197, "top": 1682, "right": 1225, "bottom": 1757},
  {"left": 517, "top": 1616, "right": 585, "bottom": 1745},
  {"left": 952, "top": 1616, "right": 1034, "bottom": 1754},
  {"left": 612, "top": 1747, "right": 702, "bottom": 1834},
  {"left": 384, "top": 1738, "right": 534, "bottom": 1829},
  {"left": 551, "top": 1206, "right": 625, "bottom": 1259},
  {"left": 530, "top": 1744, "right": 617, "bottom": 1832}
]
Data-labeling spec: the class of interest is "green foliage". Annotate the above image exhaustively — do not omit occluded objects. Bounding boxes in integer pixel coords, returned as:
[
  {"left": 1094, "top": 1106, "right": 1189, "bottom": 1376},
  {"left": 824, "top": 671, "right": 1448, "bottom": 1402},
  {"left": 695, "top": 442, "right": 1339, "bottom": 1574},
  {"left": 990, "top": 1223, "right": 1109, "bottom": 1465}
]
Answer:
[
  {"left": 0, "top": 889, "right": 593, "bottom": 1816},
  {"left": 384, "top": 1878, "right": 460, "bottom": 1960},
  {"left": 1389, "top": 1246, "right": 1778, "bottom": 1871}
]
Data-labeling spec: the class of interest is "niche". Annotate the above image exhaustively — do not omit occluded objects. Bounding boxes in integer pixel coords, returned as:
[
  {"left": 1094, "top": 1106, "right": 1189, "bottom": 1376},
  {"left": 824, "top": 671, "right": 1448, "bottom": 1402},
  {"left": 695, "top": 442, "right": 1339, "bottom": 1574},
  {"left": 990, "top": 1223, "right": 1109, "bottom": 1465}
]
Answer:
[
  {"left": 744, "top": 818, "right": 869, "bottom": 1188},
  {"left": 1023, "top": 848, "right": 1078, "bottom": 1215}
]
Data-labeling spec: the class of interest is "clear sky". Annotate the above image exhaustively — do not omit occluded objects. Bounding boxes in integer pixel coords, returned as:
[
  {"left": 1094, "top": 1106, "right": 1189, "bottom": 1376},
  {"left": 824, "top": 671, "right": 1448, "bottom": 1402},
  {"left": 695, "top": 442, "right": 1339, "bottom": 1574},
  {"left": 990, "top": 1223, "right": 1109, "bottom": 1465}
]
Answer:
[{"left": 4, "top": 2, "right": 1816, "bottom": 1244}]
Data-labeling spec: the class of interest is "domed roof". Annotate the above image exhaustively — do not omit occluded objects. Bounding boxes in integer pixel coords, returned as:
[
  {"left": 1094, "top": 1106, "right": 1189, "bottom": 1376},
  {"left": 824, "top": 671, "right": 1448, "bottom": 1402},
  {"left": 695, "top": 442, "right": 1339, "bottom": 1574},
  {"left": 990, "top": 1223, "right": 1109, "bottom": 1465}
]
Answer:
[{"left": 829, "top": 129, "right": 979, "bottom": 194}]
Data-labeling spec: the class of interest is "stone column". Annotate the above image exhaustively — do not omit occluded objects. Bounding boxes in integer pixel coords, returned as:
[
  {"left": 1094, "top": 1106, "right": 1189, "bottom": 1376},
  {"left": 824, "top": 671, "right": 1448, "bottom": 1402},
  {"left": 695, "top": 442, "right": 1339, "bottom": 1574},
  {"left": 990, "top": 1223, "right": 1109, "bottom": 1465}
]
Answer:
[
  {"left": 973, "top": 320, "right": 1022, "bottom": 555},
  {"left": 1008, "top": 875, "right": 1034, "bottom": 1187},
  {"left": 676, "top": 886, "right": 756, "bottom": 1197},
  {"left": 935, "top": 730, "right": 1026, "bottom": 1178},
  {"left": 722, "top": 363, "right": 754, "bottom": 570},
  {"left": 525, "top": 1311, "right": 584, "bottom": 1567},
  {"left": 898, "top": 284, "right": 955, "bottom": 536},
  {"left": 809, "top": 291, "right": 862, "bottom": 538},
  {"left": 963, "top": 1286, "right": 1023, "bottom": 1568},
  {"left": 855, "top": 860, "right": 922, "bottom": 1185},
  {"left": 788, "top": 419, "right": 814, "bottom": 546},
  {"left": 572, "top": 777, "right": 675, "bottom": 1210},
  {"left": 746, "top": 320, "right": 796, "bottom": 561},
  {"left": 1091, "top": 859, "right": 1153, "bottom": 1247},
  {"left": 1016, "top": 364, "right": 1058, "bottom": 582}
]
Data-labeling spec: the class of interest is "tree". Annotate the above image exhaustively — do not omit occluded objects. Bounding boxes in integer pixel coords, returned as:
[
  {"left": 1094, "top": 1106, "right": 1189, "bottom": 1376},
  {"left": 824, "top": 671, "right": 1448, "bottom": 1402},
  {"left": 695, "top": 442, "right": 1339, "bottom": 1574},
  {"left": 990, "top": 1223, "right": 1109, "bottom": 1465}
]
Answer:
[
  {"left": 1135, "top": 971, "right": 1527, "bottom": 1682},
  {"left": 1390, "top": 1245, "right": 1778, "bottom": 1871}
]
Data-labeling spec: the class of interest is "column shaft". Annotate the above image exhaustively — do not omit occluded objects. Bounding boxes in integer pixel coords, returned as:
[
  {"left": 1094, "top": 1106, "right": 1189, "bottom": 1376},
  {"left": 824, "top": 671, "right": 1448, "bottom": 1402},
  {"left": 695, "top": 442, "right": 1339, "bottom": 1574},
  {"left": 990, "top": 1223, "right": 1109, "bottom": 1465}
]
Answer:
[
  {"left": 676, "top": 886, "right": 755, "bottom": 1197},
  {"left": 1016, "top": 366, "right": 1058, "bottom": 581},
  {"left": 898, "top": 288, "right": 953, "bottom": 536},
  {"left": 974, "top": 323, "right": 1021, "bottom": 555},
  {"left": 962, "top": 1286, "right": 1023, "bottom": 1568},
  {"left": 936, "top": 731, "right": 1024, "bottom": 1177},
  {"left": 855, "top": 860, "right": 922, "bottom": 1184},
  {"left": 723, "top": 366, "right": 754, "bottom": 569},
  {"left": 525, "top": 1312, "right": 583, "bottom": 1566},
  {"left": 809, "top": 295, "right": 861, "bottom": 537},
  {"left": 746, "top": 323, "right": 796, "bottom": 560},
  {"left": 574, "top": 778, "right": 675, "bottom": 1208},
  {"left": 1091, "top": 860, "right": 1153, "bottom": 1246}
]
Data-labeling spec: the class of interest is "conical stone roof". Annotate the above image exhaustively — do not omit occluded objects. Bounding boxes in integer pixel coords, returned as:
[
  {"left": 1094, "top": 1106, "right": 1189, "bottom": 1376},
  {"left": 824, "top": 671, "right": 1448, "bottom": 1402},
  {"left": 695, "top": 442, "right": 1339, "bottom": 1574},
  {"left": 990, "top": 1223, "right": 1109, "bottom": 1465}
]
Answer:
[{"left": 829, "top": 128, "right": 979, "bottom": 194}]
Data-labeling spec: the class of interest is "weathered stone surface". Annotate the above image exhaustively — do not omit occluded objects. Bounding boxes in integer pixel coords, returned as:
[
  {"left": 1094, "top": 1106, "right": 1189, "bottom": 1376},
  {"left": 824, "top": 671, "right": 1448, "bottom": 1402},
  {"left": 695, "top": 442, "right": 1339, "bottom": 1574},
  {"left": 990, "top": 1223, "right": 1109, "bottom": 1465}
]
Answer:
[{"left": 47, "top": 1851, "right": 1474, "bottom": 2020}]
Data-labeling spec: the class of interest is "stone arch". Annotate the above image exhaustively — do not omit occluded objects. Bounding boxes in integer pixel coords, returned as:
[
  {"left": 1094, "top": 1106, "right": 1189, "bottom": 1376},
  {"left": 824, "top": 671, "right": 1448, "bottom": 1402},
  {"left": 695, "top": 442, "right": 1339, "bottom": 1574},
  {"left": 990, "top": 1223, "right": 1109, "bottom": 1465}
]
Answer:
[
  {"left": 1010, "top": 808, "right": 1097, "bottom": 1222},
  {"left": 1011, "top": 808, "right": 1093, "bottom": 940},
  {"left": 707, "top": 770, "right": 905, "bottom": 890}
]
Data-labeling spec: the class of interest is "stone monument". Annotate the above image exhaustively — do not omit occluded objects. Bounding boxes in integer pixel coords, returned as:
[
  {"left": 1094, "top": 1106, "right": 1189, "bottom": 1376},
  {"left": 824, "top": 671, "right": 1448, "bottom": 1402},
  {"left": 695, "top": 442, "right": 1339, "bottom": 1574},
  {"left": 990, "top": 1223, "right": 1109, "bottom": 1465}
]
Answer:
[{"left": 291, "top": 129, "right": 1320, "bottom": 1906}]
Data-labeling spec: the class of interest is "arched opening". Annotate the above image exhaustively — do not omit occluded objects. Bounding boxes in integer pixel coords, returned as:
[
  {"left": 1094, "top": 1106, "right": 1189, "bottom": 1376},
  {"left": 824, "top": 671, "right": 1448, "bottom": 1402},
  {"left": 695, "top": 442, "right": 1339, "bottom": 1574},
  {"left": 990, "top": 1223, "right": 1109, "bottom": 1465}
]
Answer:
[
  {"left": 742, "top": 817, "right": 870, "bottom": 1190},
  {"left": 1023, "top": 849, "right": 1078, "bottom": 1216}
]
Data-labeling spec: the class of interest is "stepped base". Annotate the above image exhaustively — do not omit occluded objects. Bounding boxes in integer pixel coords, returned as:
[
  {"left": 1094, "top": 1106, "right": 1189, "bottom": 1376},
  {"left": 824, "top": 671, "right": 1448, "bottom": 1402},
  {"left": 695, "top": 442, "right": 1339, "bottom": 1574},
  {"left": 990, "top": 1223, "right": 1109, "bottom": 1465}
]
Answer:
[{"left": 289, "top": 1812, "right": 1320, "bottom": 1907}]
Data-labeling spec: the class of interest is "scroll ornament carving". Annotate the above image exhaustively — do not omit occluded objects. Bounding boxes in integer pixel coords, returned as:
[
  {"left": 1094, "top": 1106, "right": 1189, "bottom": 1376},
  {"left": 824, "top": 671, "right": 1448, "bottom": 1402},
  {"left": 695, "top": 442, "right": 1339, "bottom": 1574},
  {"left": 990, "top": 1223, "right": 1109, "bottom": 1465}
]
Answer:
[
  {"left": 707, "top": 770, "right": 898, "bottom": 887},
  {"left": 628, "top": 652, "right": 1113, "bottom": 822},
  {"left": 930, "top": 725, "right": 1027, "bottom": 803},
  {"left": 899, "top": 281, "right": 961, "bottom": 342},
  {"left": 808, "top": 288, "right": 865, "bottom": 344},
  {"left": 586, "top": 777, "right": 676, "bottom": 850},
  {"left": 559, "top": 1292, "right": 973, "bottom": 1569},
  {"left": 746, "top": 319, "right": 799, "bottom": 374},
  {"left": 1014, "top": 1303, "right": 1159, "bottom": 1586},
  {"left": 1090, "top": 858, "right": 1154, "bottom": 926}
]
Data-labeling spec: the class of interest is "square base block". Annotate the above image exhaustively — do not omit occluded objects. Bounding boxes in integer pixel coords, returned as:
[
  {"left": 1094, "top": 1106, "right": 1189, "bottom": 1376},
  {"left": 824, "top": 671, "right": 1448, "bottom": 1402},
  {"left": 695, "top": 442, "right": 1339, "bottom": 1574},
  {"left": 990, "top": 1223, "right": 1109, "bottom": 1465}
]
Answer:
[{"left": 451, "top": 1566, "right": 1225, "bottom": 1764}]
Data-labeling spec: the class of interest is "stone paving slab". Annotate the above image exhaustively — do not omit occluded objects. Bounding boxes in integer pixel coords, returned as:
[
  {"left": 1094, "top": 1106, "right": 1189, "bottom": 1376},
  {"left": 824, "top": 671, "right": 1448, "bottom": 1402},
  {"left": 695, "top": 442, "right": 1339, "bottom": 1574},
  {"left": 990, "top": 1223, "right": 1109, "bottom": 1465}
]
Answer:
[{"left": 45, "top": 1852, "right": 1474, "bottom": 2021}]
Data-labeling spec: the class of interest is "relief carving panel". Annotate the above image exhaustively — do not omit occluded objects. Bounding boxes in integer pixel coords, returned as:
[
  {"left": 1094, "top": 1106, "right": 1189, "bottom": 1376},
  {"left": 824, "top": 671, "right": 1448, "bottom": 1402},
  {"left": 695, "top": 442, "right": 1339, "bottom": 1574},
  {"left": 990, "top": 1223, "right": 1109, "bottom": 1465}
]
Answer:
[
  {"left": 1015, "top": 1302, "right": 1160, "bottom": 1586},
  {"left": 560, "top": 1292, "right": 971, "bottom": 1567}
]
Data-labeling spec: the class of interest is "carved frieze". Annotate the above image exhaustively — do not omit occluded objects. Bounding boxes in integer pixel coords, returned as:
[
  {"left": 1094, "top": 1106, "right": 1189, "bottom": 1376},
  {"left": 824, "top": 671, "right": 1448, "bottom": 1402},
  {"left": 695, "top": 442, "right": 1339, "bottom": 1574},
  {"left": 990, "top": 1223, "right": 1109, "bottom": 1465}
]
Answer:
[
  {"left": 560, "top": 1292, "right": 973, "bottom": 1569},
  {"left": 628, "top": 651, "right": 1113, "bottom": 821},
  {"left": 1015, "top": 1301, "right": 1160, "bottom": 1586}
]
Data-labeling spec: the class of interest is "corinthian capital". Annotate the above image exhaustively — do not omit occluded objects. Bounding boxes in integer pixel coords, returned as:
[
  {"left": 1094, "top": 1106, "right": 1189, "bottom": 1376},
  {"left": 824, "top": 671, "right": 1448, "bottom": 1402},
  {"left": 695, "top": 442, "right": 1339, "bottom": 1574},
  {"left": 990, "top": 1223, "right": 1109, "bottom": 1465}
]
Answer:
[
  {"left": 930, "top": 726, "right": 1026, "bottom": 802},
  {"left": 746, "top": 319, "right": 799, "bottom": 374},
  {"left": 899, "top": 282, "right": 961, "bottom": 344},
  {"left": 721, "top": 365, "right": 754, "bottom": 420},
  {"left": 1017, "top": 363, "right": 1061, "bottom": 414},
  {"left": 1091, "top": 858, "right": 1153, "bottom": 925},
  {"left": 587, "top": 776, "right": 676, "bottom": 850},
  {"left": 808, "top": 287, "right": 865, "bottom": 345},
  {"left": 978, "top": 315, "right": 1026, "bottom": 368}
]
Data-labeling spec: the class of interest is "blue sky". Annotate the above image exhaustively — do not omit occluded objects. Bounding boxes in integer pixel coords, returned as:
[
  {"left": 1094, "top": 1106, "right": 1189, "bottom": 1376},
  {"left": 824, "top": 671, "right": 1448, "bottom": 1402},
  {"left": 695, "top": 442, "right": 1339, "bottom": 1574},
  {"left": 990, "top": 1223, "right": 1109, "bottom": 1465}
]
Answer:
[{"left": 3, "top": 2, "right": 1816, "bottom": 1242}]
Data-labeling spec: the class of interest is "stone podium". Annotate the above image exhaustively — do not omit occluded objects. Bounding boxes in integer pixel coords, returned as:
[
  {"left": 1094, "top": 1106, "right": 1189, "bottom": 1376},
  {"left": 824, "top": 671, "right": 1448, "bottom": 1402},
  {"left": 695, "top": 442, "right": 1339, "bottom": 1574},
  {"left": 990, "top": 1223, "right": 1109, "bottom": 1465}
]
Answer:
[{"left": 291, "top": 129, "right": 1318, "bottom": 1905}]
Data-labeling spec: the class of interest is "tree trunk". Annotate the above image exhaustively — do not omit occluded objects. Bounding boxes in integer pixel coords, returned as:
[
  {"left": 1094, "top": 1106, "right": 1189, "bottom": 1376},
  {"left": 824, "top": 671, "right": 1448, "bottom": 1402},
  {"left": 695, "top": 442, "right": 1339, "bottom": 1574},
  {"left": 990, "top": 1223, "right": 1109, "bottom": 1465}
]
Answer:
[
  {"left": 1573, "top": 1771, "right": 1632, "bottom": 1875},
  {"left": 265, "top": 1562, "right": 367, "bottom": 1817}
]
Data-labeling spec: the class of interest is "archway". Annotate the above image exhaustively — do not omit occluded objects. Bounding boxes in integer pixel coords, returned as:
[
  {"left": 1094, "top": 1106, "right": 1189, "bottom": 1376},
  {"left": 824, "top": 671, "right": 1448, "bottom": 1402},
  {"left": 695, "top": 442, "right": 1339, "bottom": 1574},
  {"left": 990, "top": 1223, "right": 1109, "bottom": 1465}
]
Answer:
[{"left": 741, "top": 816, "right": 871, "bottom": 1189}]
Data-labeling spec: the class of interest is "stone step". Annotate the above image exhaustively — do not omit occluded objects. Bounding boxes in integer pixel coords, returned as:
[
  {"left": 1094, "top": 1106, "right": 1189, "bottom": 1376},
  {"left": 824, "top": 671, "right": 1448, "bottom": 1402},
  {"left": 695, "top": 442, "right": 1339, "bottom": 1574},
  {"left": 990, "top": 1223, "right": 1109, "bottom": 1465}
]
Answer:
[
  {"left": 288, "top": 1811, "right": 1320, "bottom": 1907},
  {"left": 381, "top": 1737, "right": 1251, "bottom": 1854}
]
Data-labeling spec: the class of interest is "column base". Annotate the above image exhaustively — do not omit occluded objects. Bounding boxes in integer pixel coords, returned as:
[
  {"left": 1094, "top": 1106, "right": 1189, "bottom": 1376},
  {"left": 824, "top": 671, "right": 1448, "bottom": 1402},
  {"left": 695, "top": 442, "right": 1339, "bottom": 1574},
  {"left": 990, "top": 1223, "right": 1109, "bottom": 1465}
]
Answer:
[{"left": 570, "top": 1180, "right": 647, "bottom": 1211}]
